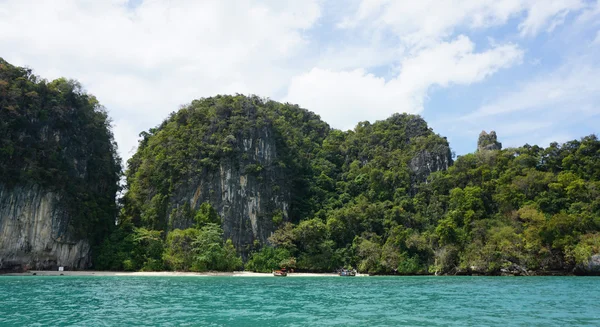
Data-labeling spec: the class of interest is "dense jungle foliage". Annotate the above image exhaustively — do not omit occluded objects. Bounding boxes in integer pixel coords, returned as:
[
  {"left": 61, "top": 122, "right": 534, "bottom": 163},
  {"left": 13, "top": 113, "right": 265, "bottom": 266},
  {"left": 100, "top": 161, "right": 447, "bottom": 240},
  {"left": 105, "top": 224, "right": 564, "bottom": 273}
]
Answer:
[
  {"left": 4, "top": 59, "right": 596, "bottom": 275},
  {"left": 247, "top": 134, "right": 600, "bottom": 275},
  {"left": 121, "top": 94, "right": 330, "bottom": 232},
  {"left": 0, "top": 58, "right": 121, "bottom": 246},
  {"left": 98, "top": 94, "right": 600, "bottom": 275}
]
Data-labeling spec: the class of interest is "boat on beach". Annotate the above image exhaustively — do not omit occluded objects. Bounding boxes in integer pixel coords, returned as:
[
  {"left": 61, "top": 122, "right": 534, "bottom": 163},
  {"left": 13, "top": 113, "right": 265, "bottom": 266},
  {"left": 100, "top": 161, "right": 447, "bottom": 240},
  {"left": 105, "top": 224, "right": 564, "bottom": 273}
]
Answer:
[
  {"left": 338, "top": 268, "right": 357, "bottom": 276},
  {"left": 273, "top": 268, "right": 288, "bottom": 277}
]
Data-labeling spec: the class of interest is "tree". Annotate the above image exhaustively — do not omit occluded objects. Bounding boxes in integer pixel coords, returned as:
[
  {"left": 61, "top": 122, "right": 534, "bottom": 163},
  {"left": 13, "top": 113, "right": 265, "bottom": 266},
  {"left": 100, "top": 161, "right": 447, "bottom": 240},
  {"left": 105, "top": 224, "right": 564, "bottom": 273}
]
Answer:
[
  {"left": 163, "top": 228, "right": 199, "bottom": 271},
  {"left": 193, "top": 223, "right": 242, "bottom": 271}
]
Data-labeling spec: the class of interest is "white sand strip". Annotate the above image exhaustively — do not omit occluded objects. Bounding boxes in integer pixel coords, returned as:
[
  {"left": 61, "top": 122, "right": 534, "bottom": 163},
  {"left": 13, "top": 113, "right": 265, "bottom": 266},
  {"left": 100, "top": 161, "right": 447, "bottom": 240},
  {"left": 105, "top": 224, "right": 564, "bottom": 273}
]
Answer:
[{"left": 3, "top": 270, "right": 368, "bottom": 277}]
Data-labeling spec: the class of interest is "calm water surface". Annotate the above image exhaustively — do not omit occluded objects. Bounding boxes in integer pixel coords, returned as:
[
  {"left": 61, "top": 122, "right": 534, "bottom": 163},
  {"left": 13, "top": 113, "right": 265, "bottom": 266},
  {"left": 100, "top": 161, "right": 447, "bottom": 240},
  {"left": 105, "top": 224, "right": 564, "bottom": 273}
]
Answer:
[{"left": 1, "top": 276, "right": 599, "bottom": 326}]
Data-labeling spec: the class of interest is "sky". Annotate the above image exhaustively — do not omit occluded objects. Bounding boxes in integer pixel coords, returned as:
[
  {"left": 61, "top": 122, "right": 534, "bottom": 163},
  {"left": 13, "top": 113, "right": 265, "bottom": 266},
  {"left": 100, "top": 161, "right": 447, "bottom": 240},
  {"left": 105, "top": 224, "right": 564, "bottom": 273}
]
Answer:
[{"left": 1, "top": 0, "right": 599, "bottom": 162}]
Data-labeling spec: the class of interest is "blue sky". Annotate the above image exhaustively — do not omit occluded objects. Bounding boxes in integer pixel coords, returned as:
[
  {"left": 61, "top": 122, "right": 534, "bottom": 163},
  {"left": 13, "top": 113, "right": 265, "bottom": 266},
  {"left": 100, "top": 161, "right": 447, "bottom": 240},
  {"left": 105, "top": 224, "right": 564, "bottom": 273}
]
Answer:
[{"left": 1, "top": 0, "right": 599, "bottom": 160}]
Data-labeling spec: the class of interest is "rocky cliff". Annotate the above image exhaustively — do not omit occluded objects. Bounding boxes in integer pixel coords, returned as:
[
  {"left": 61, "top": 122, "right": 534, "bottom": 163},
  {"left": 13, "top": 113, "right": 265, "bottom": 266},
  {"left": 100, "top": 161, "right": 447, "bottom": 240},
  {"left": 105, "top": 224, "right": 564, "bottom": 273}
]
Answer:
[
  {"left": 477, "top": 130, "right": 502, "bottom": 151},
  {"left": 0, "top": 184, "right": 90, "bottom": 271},
  {"left": 410, "top": 147, "right": 451, "bottom": 184},
  {"left": 122, "top": 95, "right": 329, "bottom": 256},
  {"left": 168, "top": 125, "right": 290, "bottom": 251},
  {"left": 0, "top": 58, "right": 121, "bottom": 271}
]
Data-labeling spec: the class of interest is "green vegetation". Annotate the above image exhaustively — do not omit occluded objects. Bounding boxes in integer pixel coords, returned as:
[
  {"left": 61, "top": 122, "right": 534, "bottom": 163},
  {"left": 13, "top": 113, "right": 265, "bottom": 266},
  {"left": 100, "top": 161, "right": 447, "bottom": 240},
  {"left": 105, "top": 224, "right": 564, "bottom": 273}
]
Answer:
[
  {"left": 119, "top": 94, "right": 329, "bottom": 231},
  {"left": 426, "top": 138, "right": 600, "bottom": 275},
  {"left": 97, "top": 202, "right": 243, "bottom": 271},
  {"left": 0, "top": 58, "right": 121, "bottom": 248},
  {"left": 6, "top": 59, "right": 596, "bottom": 275},
  {"left": 98, "top": 94, "right": 599, "bottom": 275},
  {"left": 98, "top": 94, "right": 455, "bottom": 272},
  {"left": 2, "top": 63, "right": 588, "bottom": 276},
  {"left": 162, "top": 223, "right": 242, "bottom": 272}
]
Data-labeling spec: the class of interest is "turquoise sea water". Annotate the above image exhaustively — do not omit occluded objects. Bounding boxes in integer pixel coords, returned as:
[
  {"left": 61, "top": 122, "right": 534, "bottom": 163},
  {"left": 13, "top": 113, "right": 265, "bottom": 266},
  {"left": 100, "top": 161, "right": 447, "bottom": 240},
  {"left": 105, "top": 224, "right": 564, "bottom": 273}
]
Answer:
[{"left": 1, "top": 276, "right": 599, "bottom": 326}]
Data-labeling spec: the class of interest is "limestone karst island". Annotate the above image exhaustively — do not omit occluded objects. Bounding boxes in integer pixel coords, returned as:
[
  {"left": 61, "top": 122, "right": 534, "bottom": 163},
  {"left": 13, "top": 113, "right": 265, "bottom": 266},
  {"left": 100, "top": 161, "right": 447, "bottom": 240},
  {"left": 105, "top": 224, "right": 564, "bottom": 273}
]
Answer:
[
  {"left": 1, "top": 58, "right": 599, "bottom": 277},
  {"left": 4, "top": 0, "right": 600, "bottom": 324}
]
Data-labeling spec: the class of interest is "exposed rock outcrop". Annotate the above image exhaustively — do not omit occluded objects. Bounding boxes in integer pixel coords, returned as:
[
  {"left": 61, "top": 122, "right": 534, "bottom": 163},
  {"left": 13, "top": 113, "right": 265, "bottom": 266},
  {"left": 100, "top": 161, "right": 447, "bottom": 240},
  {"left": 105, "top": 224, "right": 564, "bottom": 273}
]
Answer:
[
  {"left": 123, "top": 96, "right": 335, "bottom": 260},
  {"left": 576, "top": 254, "right": 600, "bottom": 275},
  {"left": 168, "top": 126, "right": 289, "bottom": 252},
  {"left": 0, "top": 58, "right": 120, "bottom": 271},
  {"left": 0, "top": 184, "right": 90, "bottom": 271},
  {"left": 478, "top": 131, "right": 502, "bottom": 151},
  {"left": 410, "top": 146, "right": 452, "bottom": 185},
  {"left": 406, "top": 116, "right": 453, "bottom": 186}
]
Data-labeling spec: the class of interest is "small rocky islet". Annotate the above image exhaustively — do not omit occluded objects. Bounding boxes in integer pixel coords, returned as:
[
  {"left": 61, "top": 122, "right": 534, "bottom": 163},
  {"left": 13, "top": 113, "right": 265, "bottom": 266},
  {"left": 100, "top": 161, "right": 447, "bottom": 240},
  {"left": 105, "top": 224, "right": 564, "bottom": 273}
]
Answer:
[{"left": 1, "top": 58, "right": 599, "bottom": 276}]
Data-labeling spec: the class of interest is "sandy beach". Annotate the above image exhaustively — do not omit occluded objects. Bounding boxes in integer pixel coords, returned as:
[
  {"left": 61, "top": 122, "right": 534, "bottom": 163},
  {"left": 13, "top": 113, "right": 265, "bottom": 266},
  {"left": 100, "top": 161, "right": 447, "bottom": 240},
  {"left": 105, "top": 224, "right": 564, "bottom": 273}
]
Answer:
[{"left": 3, "top": 270, "right": 368, "bottom": 277}]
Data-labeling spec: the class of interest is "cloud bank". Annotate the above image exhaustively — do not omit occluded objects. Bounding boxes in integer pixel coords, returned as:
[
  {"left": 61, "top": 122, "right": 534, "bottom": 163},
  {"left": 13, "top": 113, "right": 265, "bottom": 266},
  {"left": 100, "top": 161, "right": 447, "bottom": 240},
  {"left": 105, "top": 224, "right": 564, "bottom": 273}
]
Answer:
[{"left": 0, "top": 0, "right": 598, "bottom": 158}]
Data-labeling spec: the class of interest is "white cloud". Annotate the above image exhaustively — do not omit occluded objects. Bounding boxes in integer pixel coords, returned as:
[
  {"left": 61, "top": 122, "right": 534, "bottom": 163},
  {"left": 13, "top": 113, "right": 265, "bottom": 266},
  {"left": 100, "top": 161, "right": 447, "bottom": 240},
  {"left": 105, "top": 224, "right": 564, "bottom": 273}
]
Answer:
[
  {"left": 285, "top": 36, "right": 523, "bottom": 130},
  {"left": 285, "top": 68, "right": 395, "bottom": 130},
  {"left": 455, "top": 59, "right": 600, "bottom": 150},
  {"left": 465, "top": 63, "right": 600, "bottom": 120},
  {"left": 297, "top": 0, "right": 586, "bottom": 134},
  {"left": 0, "top": 0, "right": 321, "bottom": 160},
  {"left": 518, "top": 0, "right": 583, "bottom": 36},
  {"left": 338, "top": 0, "right": 585, "bottom": 44},
  {"left": 112, "top": 118, "right": 139, "bottom": 161},
  {"left": 314, "top": 44, "right": 402, "bottom": 71},
  {"left": 393, "top": 36, "right": 522, "bottom": 89},
  {"left": 1, "top": 0, "right": 598, "bottom": 162},
  {"left": 574, "top": 0, "right": 600, "bottom": 25},
  {"left": 327, "top": 0, "right": 598, "bottom": 154}
]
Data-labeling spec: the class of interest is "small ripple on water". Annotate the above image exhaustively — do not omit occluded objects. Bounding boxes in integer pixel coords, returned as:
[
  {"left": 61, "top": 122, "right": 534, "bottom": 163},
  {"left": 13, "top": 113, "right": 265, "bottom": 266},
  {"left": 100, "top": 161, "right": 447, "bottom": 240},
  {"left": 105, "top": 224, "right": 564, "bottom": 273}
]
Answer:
[{"left": 1, "top": 276, "right": 600, "bottom": 326}]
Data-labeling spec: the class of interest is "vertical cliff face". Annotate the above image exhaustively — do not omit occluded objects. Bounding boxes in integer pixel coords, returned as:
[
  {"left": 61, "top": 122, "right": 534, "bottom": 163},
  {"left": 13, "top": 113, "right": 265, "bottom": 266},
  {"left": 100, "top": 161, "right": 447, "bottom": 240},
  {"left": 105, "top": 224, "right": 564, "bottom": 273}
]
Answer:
[
  {"left": 168, "top": 126, "right": 290, "bottom": 251},
  {"left": 0, "top": 58, "right": 121, "bottom": 271},
  {"left": 0, "top": 184, "right": 90, "bottom": 271},
  {"left": 409, "top": 146, "right": 452, "bottom": 184}
]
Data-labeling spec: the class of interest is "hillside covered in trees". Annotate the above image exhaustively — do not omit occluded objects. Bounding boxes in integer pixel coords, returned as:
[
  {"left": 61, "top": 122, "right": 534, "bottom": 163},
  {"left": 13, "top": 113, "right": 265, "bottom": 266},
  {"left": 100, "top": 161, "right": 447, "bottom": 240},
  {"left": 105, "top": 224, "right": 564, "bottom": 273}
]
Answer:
[
  {"left": 0, "top": 58, "right": 121, "bottom": 270},
  {"left": 98, "top": 94, "right": 600, "bottom": 275}
]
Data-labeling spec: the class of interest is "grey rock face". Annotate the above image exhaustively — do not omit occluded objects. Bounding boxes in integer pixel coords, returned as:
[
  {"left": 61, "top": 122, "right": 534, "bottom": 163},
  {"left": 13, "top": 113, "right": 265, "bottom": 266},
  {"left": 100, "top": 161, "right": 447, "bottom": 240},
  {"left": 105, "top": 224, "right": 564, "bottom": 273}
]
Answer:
[
  {"left": 387, "top": 115, "right": 453, "bottom": 186},
  {"left": 410, "top": 148, "right": 452, "bottom": 183},
  {"left": 0, "top": 184, "right": 90, "bottom": 271},
  {"left": 167, "top": 126, "right": 289, "bottom": 254},
  {"left": 579, "top": 254, "right": 600, "bottom": 274},
  {"left": 409, "top": 142, "right": 453, "bottom": 191},
  {"left": 478, "top": 131, "right": 502, "bottom": 151}
]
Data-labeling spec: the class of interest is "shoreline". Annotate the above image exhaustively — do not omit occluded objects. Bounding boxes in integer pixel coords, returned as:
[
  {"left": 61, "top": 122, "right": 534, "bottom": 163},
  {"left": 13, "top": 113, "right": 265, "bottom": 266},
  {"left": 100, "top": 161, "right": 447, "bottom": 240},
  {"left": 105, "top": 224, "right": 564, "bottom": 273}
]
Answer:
[
  {"left": 1, "top": 270, "right": 591, "bottom": 277},
  {"left": 1, "top": 270, "right": 367, "bottom": 277}
]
